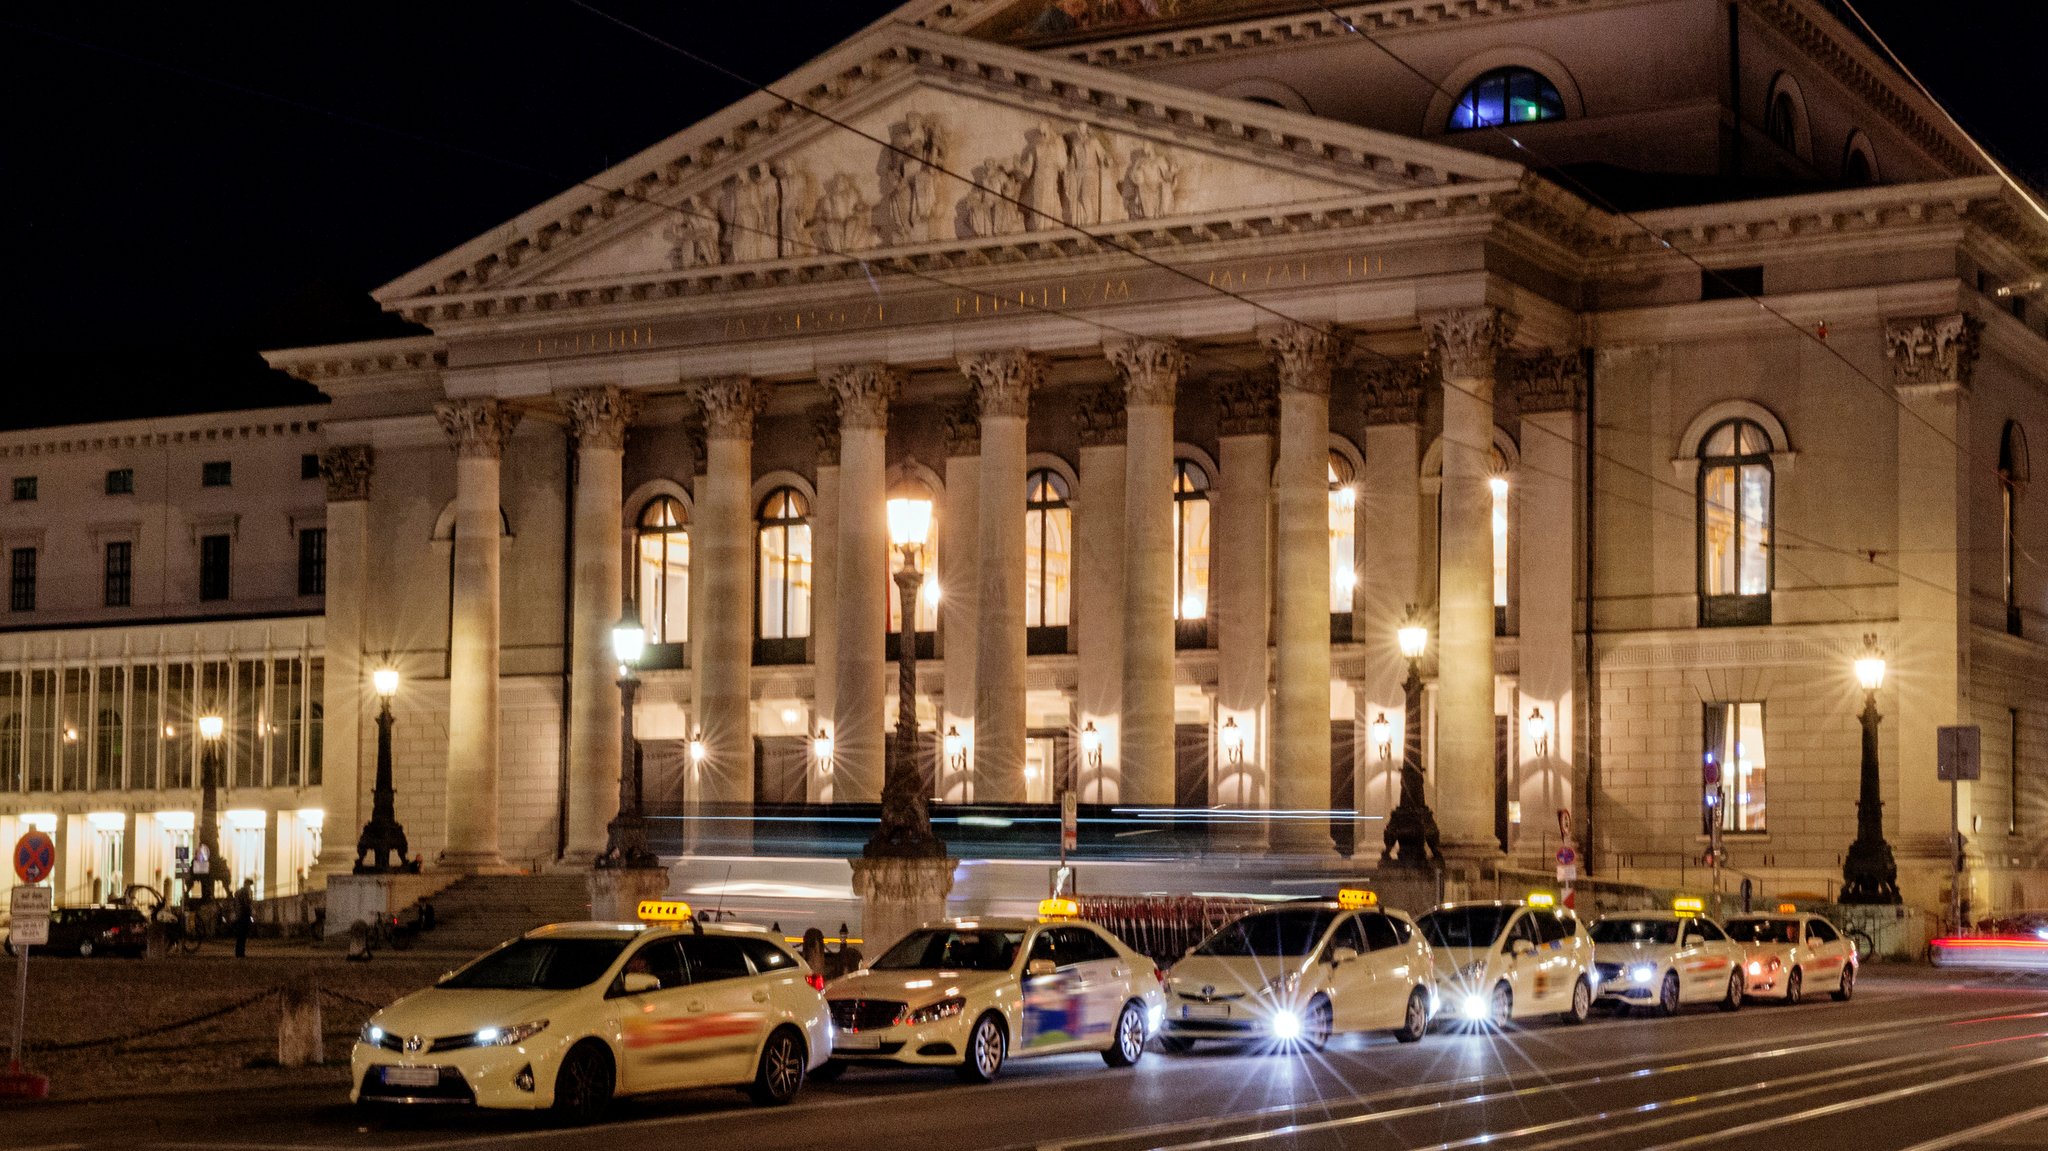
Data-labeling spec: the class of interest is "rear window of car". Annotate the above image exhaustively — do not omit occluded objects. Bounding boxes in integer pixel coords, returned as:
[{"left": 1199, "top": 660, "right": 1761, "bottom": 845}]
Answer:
[
  {"left": 1591, "top": 919, "right": 1683, "bottom": 945},
  {"left": 734, "top": 937, "right": 799, "bottom": 972},
  {"left": 441, "top": 937, "right": 631, "bottom": 990},
  {"left": 1416, "top": 906, "right": 1514, "bottom": 950},
  {"left": 1195, "top": 910, "right": 1339, "bottom": 958},
  {"left": 1723, "top": 918, "right": 1800, "bottom": 945}
]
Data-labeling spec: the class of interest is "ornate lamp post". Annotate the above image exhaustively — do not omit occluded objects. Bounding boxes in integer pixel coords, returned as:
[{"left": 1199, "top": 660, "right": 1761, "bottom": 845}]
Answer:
[
  {"left": 1381, "top": 608, "right": 1443, "bottom": 867},
  {"left": 354, "top": 668, "right": 412, "bottom": 872},
  {"left": 867, "top": 495, "right": 946, "bottom": 858},
  {"left": 597, "top": 611, "right": 658, "bottom": 868},
  {"left": 1840, "top": 635, "right": 1901, "bottom": 904},
  {"left": 194, "top": 713, "right": 225, "bottom": 903}
]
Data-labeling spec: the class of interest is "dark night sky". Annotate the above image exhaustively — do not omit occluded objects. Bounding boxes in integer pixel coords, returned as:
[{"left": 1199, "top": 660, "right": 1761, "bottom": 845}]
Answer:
[{"left": 2, "top": 2, "right": 2040, "bottom": 432}]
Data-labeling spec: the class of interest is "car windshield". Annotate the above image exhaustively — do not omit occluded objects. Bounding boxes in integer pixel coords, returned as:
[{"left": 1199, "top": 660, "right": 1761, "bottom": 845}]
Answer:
[
  {"left": 1591, "top": 919, "right": 1683, "bottom": 945},
  {"left": 439, "top": 937, "right": 632, "bottom": 990},
  {"left": 1416, "top": 907, "right": 1516, "bottom": 950},
  {"left": 872, "top": 929, "right": 1025, "bottom": 971},
  {"left": 1723, "top": 918, "right": 1801, "bottom": 945},
  {"left": 1194, "top": 910, "right": 1338, "bottom": 958}
]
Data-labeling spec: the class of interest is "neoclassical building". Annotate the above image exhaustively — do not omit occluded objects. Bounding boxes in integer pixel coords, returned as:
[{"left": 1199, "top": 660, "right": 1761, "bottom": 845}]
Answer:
[{"left": 258, "top": 0, "right": 2048, "bottom": 916}]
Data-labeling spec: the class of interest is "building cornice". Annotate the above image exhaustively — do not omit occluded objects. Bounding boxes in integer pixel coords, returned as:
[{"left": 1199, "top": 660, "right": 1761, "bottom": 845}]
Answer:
[
  {"left": 261, "top": 335, "right": 446, "bottom": 387},
  {"left": 0, "top": 411, "right": 326, "bottom": 460}
]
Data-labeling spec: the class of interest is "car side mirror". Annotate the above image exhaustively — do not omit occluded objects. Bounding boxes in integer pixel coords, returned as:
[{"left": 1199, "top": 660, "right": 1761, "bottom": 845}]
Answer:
[
  {"left": 1329, "top": 946, "right": 1359, "bottom": 965},
  {"left": 1510, "top": 939, "right": 1536, "bottom": 958},
  {"left": 1027, "top": 958, "right": 1057, "bottom": 977},
  {"left": 620, "top": 972, "right": 661, "bottom": 994}
]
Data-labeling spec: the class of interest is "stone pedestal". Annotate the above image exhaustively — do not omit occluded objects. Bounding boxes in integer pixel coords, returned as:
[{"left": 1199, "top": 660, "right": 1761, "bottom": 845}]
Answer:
[
  {"left": 851, "top": 855, "right": 958, "bottom": 957},
  {"left": 277, "top": 976, "right": 324, "bottom": 1068},
  {"left": 587, "top": 866, "right": 672, "bottom": 923},
  {"left": 323, "top": 873, "right": 450, "bottom": 939}
]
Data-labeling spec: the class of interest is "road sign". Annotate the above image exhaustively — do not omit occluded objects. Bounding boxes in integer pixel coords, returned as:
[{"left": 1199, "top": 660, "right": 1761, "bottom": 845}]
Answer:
[
  {"left": 1555, "top": 846, "right": 1577, "bottom": 867},
  {"left": 12, "top": 831, "right": 54, "bottom": 886},
  {"left": 7, "top": 886, "right": 50, "bottom": 947},
  {"left": 1937, "top": 725, "right": 1982, "bottom": 781}
]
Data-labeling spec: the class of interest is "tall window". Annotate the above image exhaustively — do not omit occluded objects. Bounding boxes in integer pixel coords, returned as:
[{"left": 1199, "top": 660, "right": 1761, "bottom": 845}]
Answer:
[
  {"left": 1703, "top": 702, "right": 1767, "bottom": 832},
  {"left": 1329, "top": 454, "right": 1357, "bottom": 613},
  {"left": 2001, "top": 422, "right": 2027, "bottom": 637},
  {"left": 105, "top": 541, "right": 132, "bottom": 607},
  {"left": 637, "top": 497, "right": 690, "bottom": 644},
  {"left": 201, "top": 460, "right": 232, "bottom": 487},
  {"left": 1448, "top": 67, "right": 1564, "bottom": 131},
  {"left": 1025, "top": 470, "right": 1072, "bottom": 629},
  {"left": 1699, "top": 419, "right": 1773, "bottom": 626},
  {"left": 9, "top": 547, "right": 35, "bottom": 612},
  {"left": 757, "top": 488, "right": 812, "bottom": 648},
  {"left": 1491, "top": 473, "right": 1510, "bottom": 626},
  {"left": 94, "top": 666, "right": 123, "bottom": 791},
  {"left": 1766, "top": 90, "right": 1798, "bottom": 151},
  {"left": 298, "top": 528, "right": 326, "bottom": 596},
  {"left": 1173, "top": 460, "right": 1211, "bottom": 621},
  {"left": 199, "top": 534, "right": 232, "bottom": 601}
]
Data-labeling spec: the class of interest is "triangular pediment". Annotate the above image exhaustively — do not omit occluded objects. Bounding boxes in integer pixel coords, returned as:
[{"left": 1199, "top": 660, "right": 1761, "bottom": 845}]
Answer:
[{"left": 376, "top": 22, "right": 1520, "bottom": 309}]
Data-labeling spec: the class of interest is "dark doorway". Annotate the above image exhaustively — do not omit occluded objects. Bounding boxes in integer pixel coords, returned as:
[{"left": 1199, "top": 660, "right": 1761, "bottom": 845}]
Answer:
[
  {"left": 1331, "top": 719, "right": 1356, "bottom": 857},
  {"left": 1175, "top": 723, "right": 1211, "bottom": 808},
  {"left": 1494, "top": 715, "right": 1511, "bottom": 854}
]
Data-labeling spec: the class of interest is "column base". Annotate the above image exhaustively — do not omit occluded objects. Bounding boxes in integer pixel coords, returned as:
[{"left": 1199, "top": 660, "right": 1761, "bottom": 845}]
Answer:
[
  {"left": 850, "top": 855, "right": 958, "bottom": 956},
  {"left": 1268, "top": 818, "right": 1337, "bottom": 859},
  {"left": 436, "top": 851, "right": 519, "bottom": 876},
  {"left": 587, "top": 867, "right": 672, "bottom": 922}
]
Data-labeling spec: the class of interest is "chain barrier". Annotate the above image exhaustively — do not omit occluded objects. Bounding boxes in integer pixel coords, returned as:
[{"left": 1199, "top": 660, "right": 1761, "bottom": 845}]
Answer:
[
  {"left": 320, "top": 988, "right": 389, "bottom": 1012},
  {"left": 30, "top": 987, "right": 279, "bottom": 1053}
]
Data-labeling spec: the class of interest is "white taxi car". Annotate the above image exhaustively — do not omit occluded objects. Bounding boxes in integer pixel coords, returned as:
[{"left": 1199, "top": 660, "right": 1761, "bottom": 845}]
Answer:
[
  {"left": 1161, "top": 890, "right": 1435, "bottom": 1051},
  {"left": 1590, "top": 899, "right": 1747, "bottom": 1015},
  {"left": 1417, "top": 895, "right": 1595, "bottom": 1026},
  {"left": 822, "top": 903, "right": 1166, "bottom": 1083},
  {"left": 1722, "top": 908, "right": 1858, "bottom": 1003},
  {"left": 352, "top": 902, "right": 831, "bottom": 1120}
]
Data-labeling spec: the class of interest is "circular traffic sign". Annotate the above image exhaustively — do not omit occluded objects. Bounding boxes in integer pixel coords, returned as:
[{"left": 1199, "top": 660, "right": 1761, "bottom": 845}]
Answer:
[
  {"left": 1555, "top": 846, "right": 1577, "bottom": 867},
  {"left": 13, "top": 830, "right": 54, "bottom": 885}
]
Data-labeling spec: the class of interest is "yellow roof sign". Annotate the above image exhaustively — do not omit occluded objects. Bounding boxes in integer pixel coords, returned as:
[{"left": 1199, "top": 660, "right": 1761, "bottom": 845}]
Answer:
[
  {"left": 1672, "top": 896, "right": 1704, "bottom": 916},
  {"left": 1777, "top": 903, "right": 1798, "bottom": 914},
  {"left": 637, "top": 899, "right": 692, "bottom": 923},
  {"left": 1526, "top": 892, "right": 1556, "bottom": 907},
  {"left": 1337, "top": 888, "right": 1378, "bottom": 909},
  {"left": 1038, "top": 897, "right": 1079, "bottom": 922}
]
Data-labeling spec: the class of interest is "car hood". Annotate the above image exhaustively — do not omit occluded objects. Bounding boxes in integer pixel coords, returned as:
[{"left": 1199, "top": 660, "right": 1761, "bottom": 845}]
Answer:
[
  {"left": 826, "top": 968, "right": 1011, "bottom": 1006},
  {"left": 1431, "top": 946, "right": 1491, "bottom": 977},
  {"left": 367, "top": 986, "right": 581, "bottom": 1043},
  {"left": 1166, "top": 955, "right": 1305, "bottom": 995},
  {"left": 1594, "top": 942, "right": 1676, "bottom": 964}
]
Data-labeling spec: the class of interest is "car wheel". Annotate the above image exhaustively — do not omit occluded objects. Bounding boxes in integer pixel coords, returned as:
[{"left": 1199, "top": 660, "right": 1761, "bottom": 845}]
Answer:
[
  {"left": 956, "top": 1012, "right": 1006, "bottom": 1084},
  {"left": 1719, "top": 969, "right": 1743, "bottom": 1012},
  {"left": 1656, "top": 971, "right": 1681, "bottom": 1018},
  {"left": 746, "top": 1026, "right": 806, "bottom": 1106},
  {"left": 1103, "top": 1000, "right": 1146, "bottom": 1067},
  {"left": 1783, "top": 968, "right": 1802, "bottom": 1005},
  {"left": 78, "top": 939, "right": 95, "bottom": 958},
  {"left": 1490, "top": 982, "right": 1514, "bottom": 1028},
  {"left": 550, "top": 1040, "right": 615, "bottom": 1124},
  {"left": 1561, "top": 977, "right": 1592, "bottom": 1025},
  {"left": 1159, "top": 1035, "right": 1196, "bottom": 1054},
  {"left": 1393, "top": 988, "right": 1429, "bottom": 1043},
  {"left": 809, "top": 1059, "right": 848, "bottom": 1082},
  {"left": 1832, "top": 964, "right": 1855, "bottom": 1002},
  {"left": 1300, "top": 997, "right": 1333, "bottom": 1051}
]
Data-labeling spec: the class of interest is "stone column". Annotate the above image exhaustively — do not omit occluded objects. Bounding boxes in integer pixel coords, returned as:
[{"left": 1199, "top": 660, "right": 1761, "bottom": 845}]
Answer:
[
  {"left": 1510, "top": 353, "right": 1585, "bottom": 859},
  {"left": 1264, "top": 324, "right": 1337, "bottom": 854},
  {"left": 810, "top": 410, "right": 841, "bottom": 804},
  {"left": 1427, "top": 307, "right": 1515, "bottom": 864},
  {"left": 1110, "top": 338, "right": 1185, "bottom": 806},
  {"left": 314, "top": 445, "right": 373, "bottom": 879},
  {"left": 560, "top": 385, "right": 638, "bottom": 865},
  {"left": 959, "top": 351, "right": 1042, "bottom": 803},
  {"left": 1357, "top": 363, "right": 1427, "bottom": 825},
  {"left": 1214, "top": 374, "right": 1275, "bottom": 817},
  {"left": 825, "top": 364, "right": 900, "bottom": 804},
  {"left": 1886, "top": 314, "right": 1979, "bottom": 907},
  {"left": 1074, "top": 388, "right": 1127, "bottom": 803},
  {"left": 434, "top": 399, "right": 520, "bottom": 871},
  {"left": 939, "top": 405, "right": 982, "bottom": 801},
  {"left": 693, "top": 377, "right": 763, "bottom": 826}
]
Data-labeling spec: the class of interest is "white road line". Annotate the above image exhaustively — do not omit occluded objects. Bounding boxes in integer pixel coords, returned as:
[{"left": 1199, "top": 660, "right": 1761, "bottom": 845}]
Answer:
[{"left": 1891, "top": 1101, "right": 2048, "bottom": 1151}]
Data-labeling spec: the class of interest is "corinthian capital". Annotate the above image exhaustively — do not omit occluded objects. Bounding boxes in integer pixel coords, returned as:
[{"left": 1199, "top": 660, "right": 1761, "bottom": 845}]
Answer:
[
  {"left": 319, "top": 444, "right": 374, "bottom": 502},
  {"left": 1261, "top": 323, "right": 1337, "bottom": 396},
  {"left": 958, "top": 350, "right": 1044, "bottom": 418},
  {"left": 435, "top": 398, "right": 521, "bottom": 459},
  {"left": 1506, "top": 351, "right": 1585, "bottom": 414},
  {"left": 944, "top": 402, "right": 981, "bottom": 456},
  {"left": 1105, "top": 337, "right": 1186, "bottom": 407},
  {"left": 1076, "top": 384, "right": 1128, "bottom": 446},
  {"left": 559, "top": 385, "right": 639, "bottom": 450},
  {"left": 1884, "top": 312, "right": 1981, "bottom": 391},
  {"left": 821, "top": 363, "right": 903, "bottom": 430},
  {"left": 695, "top": 376, "right": 764, "bottom": 441},
  {"left": 1358, "top": 359, "right": 1431, "bottom": 426},
  {"left": 1216, "top": 373, "right": 1276, "bottom": 436},
  {"left": 813, "top": 405, "right": 842, "bottom": 465},
  {"left": 1425, "top": 307, "right": 1517, "bottom": 379}
]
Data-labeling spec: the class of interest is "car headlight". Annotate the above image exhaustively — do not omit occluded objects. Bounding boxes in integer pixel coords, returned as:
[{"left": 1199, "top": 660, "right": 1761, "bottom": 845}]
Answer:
[
  {"left": 361, "top": 1023, "right": 386, "bottom": 1046},
  {"left": 1630, "top": 965, "right": 1656, "bottom": 984},
  {"left": 475, "top": 1020, "right": 549, "bottom": 1047},
  {"left": 903, "top": 997, "right": 966, "bottom": 1026}
]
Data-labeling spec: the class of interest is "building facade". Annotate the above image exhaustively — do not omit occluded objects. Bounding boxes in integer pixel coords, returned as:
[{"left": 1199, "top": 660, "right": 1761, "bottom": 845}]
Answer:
[{"left": 258, "top": 0, "right": 2048, "bottom": 917}]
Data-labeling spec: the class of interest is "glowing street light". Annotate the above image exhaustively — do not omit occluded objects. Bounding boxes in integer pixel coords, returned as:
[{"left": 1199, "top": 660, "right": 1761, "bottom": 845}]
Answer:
[
  {"left": 356, "top": 666, "right": 412, "bottom": 873},
  {"left": 870, "top": 495, "right": 945, "bottom": 860},
  {"left": 598, "top": 610, "right": 657, "bottom": 869},
  {"left": 1382, "top": 606, "right": 1441, "bottom": 868},
  {"left": 1841, "top": 634, "right": 1900, "bottom": 905}
]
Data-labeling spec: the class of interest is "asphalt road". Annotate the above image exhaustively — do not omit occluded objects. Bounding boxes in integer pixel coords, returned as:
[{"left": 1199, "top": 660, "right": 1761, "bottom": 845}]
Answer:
[{"left": 12, "top": 969, "right": 2048, "bottom": 1151}]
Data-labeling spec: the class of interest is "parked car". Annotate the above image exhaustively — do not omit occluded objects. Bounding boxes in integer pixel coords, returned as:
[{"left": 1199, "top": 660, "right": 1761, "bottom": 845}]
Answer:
[{"left": 3, "top": 904, "right": 150, "bottom": 958}]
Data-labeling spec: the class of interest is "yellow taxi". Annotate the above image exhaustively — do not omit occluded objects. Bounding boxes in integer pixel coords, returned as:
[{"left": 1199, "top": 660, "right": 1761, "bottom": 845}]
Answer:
[
  {"left": 1417, "top": 894, "right": 1596, "bottom": 1026},
  {"left": 1590, "top": 898, "right": 1748, "bottom": 1015},
  {"left": 352, "top": 901, "right": 832, "bottom": 1120},
  {"left": 1722, "top": 906, "right": 1858, "bottom": 1004},
  {"left": 821, "top": 900, "right": 1166, "bottom": 1083},
  {"left": 1160, "top": 890, "right": 1435, "bottom": 1051}
]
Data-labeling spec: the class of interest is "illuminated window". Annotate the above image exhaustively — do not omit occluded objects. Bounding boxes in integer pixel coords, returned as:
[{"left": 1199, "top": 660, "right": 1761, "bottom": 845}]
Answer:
[
  {"left": 1329, "top": 453, "right": 1357, "bottom": 613},
  {"left": 1173, "top": 460, "right": 1211, "bottom": 620},
  {"left": 637, "top": 497, "right": 689, "bottom": 644},
  {"left": 2000, "top": 422, "right": 2028, "bottom": 637},
  {"left": 889, "top": 484, "right": 939, "bottom": 635},
  {"left": 1490, "top": 474, "right": 1510, "bottom": 612},
  {"left": 757, "top": 488, "right": 812, "bottom": 641},
  {"left": 1703, "top": 702, "right": 1767, "bottom": 832},
  {"left": 1699, "top": 419, "right": 1773, "bottom": 626},
  {"left": 1025, "top": 470, "right": 1071, "bottom": 628},
  {"left": 1448, "top": 68, "right": 1563, "bottom": 132}
]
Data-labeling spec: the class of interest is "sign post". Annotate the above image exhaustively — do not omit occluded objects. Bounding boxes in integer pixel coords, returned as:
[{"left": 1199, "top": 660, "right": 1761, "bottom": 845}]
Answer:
[
  {"left": 5, "top": 830, "right": 55, "bottom": 1098},
  {"left": 1059, "top": 791, "right": 1078, "bottom": 865},
  {"left": 1937, "top": 725, "right": 1982, "bottom": 934}
]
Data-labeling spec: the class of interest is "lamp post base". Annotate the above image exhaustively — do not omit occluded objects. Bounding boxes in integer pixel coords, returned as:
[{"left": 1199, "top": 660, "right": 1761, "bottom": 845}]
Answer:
[
  {"left": 1840, "top": 836, "right": 1902, "bottom": 905},
  {"left": 851, "top": 855, "right": 957, "bottom": 957},
  {"left": 1379, "top": 802, "right": 1444, "bottom": 869}
]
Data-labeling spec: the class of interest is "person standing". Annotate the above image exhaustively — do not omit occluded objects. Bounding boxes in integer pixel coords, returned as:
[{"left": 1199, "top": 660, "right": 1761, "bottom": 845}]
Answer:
[{"left": 233, "top": 879, "right": 255, "bottom": 958}]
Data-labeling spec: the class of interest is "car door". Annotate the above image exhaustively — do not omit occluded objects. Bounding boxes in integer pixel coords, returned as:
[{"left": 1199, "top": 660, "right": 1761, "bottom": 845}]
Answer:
[
  {"left": 1529, "top": 910, "right": 1575, "bottom": 1010},
  {"left": 1356, "top": 912, "right": 1412, "bottom": 1029},
  {"left": 673, "top": 933, "right": 777, "bottom": 1085},
  {"left": 1020, "top": 927, "right": 1088, "bottom": 1052},
  {"left": 1072, "top": 927, "right": 1132, "bottom": 1046},
  {"left": 1317, "top": 914, "right": 1373, "bottom": 1031},
  {"left": 1804, "top": 918, "right": 1848, "bottom": 988},
  {"left": 1502, "top": 911, "right": 1547, "bottom": 1010},
  {"left": 612, "top": 937, "right": 693, "bottom": 1094},
  {"left": 1685, "top": 918, "right": 1737, "bottom": 1000}
]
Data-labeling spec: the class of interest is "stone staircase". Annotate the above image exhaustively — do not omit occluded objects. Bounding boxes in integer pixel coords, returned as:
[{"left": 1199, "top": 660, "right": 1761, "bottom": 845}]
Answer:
[{"left": 410, "top": 873, "right": 594, "bottom": 955}]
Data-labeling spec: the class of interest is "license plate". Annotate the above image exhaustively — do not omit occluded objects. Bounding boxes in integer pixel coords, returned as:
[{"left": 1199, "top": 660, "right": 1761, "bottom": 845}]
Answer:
[
  {"left": 383, "top": 1066, "right": 439, "bottom": 1087},
  {"left": 1182, "top": 1003, "right": 1228, "bottom": 1020},
  {"left": 835, "top": 1033, "right": 883, "bottom": 1051}
]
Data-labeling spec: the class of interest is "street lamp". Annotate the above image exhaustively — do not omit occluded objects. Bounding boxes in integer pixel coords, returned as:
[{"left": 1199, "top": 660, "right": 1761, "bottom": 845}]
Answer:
[
  {"left": 813, "top": 727, "right": 835, "bottom": 768},
  {"left": 1220, "top": 717, "right": 1244, "bottom": 766},
  {"left": 1371, "top": 712, "right": 1392, "bottom": 763},
  {"left": 1840, "top": 634, "right": 1901, "bottom": 904},
  {"left": 1081, "top": 722, "right": 1102, "bottom": 770},
  {"left": 1381, "top": 606, "right": 1443, "bottom": 867},
  {"left": 354, "top": 667, "right": 412, "bottom": 873},
  {"left": 598, "top": 610, "right": 658, "bottom": 868},
  {"left": 194, "top": 712, "right": 225, "bottom": 903},
  {"left": 944, "top": 725, "right": 966, "bottom": 773},
  {"left": 867, "top": 495, "right": 945, "bottom": 859},
  {"left": 1527, "top": 707, "right": 1550, "bottom": 759}
]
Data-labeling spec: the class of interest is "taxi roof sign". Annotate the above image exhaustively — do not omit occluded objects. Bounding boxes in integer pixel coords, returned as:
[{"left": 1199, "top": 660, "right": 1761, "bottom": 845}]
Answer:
[
  {"left": 1526, "top": 892, "right": 1556, "bottom": 907},
  {"left": 1038, "top": 897, "right": 1079, "bottom": 922},
  {"left": 1337, "top": 888, "right": 1378, "bottom": 910},
  {"left": 1672, "top": 896, "right": 1705, "bottom": 916},
  {"left": 1776, "top": 902, "right": 1798, "bottom": 914},
  {"left": 637, "top": 899, "right": 692, "bottom": 924}
]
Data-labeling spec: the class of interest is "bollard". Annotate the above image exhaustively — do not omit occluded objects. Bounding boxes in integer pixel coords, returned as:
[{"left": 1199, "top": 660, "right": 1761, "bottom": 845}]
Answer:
[
  {"left": 144, "top": 920, "right": 169, "bottom": 961},
  {"left": 346, "top": 920, "right": 373, "bottom": 963},
  {"left": 277, "top": 977, "right": 324, "bottom": 1068}
]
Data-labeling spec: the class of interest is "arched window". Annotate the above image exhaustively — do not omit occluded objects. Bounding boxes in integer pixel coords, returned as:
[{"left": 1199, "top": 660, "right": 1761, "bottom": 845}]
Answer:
[
  {"left": 1329, "top": 453, "right": 1357, "bottom": 613},
  {"left": 1699, "top": 419, "right": 1773, "bottom": 626},
  {"left": 1490, "top": 467, "right": 1511, "bottom": 629},
  {"left": 1024, "top": 470, "right": 1071, "bottom": 630},
  {"left": 1766, "top": 90, "right": 1797, "bottom": 151},
  {"left": 1173, "top": 460, "right": 1212, "bottom": 623},
  {"left": 757, "top": 488, "right": 812, "bottom": 654},
  {"left": 636, "top": 497, "right": 689, "bottom": 645},
  {"left": 888, "top": 484, "right": 939, "bottom": 636},
  {"left": 2001, "top": 421, "right": 2029, "bottom": 636},
  {"left": 1448, "top": 67, "right": 1564, "bottom": 132}
]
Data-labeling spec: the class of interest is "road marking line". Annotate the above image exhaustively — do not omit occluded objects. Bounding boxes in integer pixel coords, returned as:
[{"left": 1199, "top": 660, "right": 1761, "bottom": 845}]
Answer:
[{"left": 1890, "top": 1101, "right": 2048, "bottom": 1151}]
